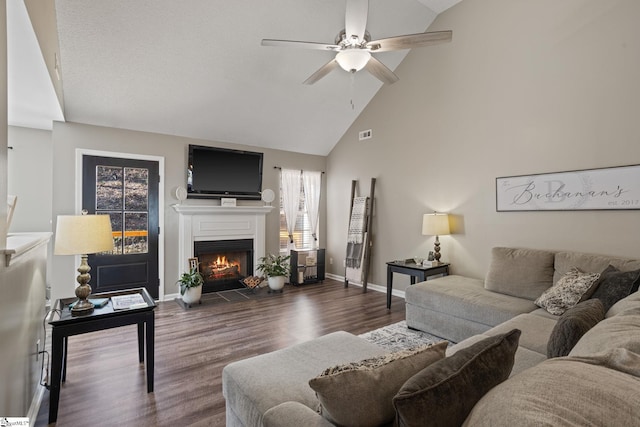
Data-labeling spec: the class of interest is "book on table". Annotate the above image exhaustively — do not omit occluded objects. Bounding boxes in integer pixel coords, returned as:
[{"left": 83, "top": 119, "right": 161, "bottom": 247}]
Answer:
[
  {"left": 111, "top": 294, "right": 147, "bottom": 310},
  {"left": 69, "top": 298, "right": 109, "bottom": 309}
]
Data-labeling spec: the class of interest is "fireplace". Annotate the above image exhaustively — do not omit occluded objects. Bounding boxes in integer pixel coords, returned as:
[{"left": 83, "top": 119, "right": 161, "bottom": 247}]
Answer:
[
  {"left": 172, "top": 204, "right": 273, "bottom": 299},
  {"left": 194, "top": 239, "right": 253, "bottom": 293}
]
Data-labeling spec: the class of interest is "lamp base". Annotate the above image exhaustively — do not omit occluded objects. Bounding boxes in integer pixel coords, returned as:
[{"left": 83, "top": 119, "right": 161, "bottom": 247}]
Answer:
[
  {"left": 433, "top": 235, "right": 443, "bottom": 263},
  {"left": 71, "top": 299, "right": 94, "bottom": 316},
  {"left": 72, "top": 255, "right": 95, "bottom": 316}
]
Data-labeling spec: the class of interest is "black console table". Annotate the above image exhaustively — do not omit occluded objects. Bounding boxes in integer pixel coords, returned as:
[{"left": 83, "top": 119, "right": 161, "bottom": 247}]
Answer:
[
  {"left": 48, "top": 287, "right": 156, "bottom": 423},
  {"left": 386, "top": 261, "right": 450, "bottom": 309}
]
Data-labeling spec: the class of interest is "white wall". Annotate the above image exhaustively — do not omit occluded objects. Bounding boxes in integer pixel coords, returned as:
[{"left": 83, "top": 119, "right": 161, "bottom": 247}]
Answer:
[
  {"left": 7, "top": 126, "right": 53, "bottom": 232},
  {"left": 50, "top": 121, "right": 326, "bottom": 302},
  {"left": 326, "top": 0, "right": 640, "bottom": 291}
]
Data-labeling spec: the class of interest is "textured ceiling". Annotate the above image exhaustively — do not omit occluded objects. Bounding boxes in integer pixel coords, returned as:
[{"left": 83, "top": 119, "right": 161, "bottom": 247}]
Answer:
[{"left": 10, "top": 0, "right": 462, "bottom": 155}]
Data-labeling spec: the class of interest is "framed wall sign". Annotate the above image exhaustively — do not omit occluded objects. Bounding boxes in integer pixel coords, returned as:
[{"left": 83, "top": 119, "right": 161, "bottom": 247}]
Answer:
[{"left": 496, "top": 164, "right": 640, "bottom": 211}]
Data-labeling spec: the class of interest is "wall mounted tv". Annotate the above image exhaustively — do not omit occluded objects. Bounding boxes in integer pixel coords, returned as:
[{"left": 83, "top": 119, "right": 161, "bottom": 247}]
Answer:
[{"left": 187, "top": 145, "right": 264, "bottom": 200}]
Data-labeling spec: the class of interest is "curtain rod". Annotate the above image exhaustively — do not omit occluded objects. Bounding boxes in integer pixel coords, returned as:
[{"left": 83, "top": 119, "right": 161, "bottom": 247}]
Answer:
[{"left": 273, "top": 166, "right": 325, "bottom": 174}]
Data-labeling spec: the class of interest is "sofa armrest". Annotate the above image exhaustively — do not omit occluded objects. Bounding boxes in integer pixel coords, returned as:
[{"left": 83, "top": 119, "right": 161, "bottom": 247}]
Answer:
[{"left": 263, "top": 401, "right": 334, "bottom": 427}]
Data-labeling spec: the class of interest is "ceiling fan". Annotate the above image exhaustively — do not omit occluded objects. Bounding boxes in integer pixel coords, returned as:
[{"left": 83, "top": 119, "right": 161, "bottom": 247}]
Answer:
[{"left": 261, "top": 0, "right": 452, "bottom": 85}]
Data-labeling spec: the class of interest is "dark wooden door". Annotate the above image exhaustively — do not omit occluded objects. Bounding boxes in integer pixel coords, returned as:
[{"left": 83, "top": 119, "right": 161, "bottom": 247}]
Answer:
[{"left": 82, "top": 155, "right": 160, "bottom": 299}]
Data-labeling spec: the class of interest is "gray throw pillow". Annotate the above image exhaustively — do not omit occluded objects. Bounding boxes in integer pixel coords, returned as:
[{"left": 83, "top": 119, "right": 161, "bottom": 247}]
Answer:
[
  {"left": 590, "top": 266, "right": 640, "bottom": 312},
  {"left": 547, "top": 299, "right": 605, "bottom": 358},
  {"left": 392, "top": 329, "right": 521, "bottom": 427},
  {"left": 309, "top": 341, "right": 448, "bottom": 427}
]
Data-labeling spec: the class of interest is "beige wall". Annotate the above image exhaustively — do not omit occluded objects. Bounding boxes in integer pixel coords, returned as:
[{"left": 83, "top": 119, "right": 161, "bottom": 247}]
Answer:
[
  {"left": 51, "top": 121, "right": 326, "bottom": 302},
  {"left": 326, "top": 0, "right": 640, "bottom": 292}
]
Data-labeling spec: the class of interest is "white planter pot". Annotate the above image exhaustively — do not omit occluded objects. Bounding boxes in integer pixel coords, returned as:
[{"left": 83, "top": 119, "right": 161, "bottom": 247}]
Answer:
[
  {"left": 267, "top": 276, "right": 286, "bottom": 292},
  {"left": 181, "top": 285, "right": 202, "bottom": 305}
]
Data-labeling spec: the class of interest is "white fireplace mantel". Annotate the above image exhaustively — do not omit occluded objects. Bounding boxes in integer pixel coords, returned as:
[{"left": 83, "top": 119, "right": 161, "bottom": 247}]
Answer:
[
  {"left": 172, "top": 204, "right": 274, "bottom": 276},
  {"left": 171, "top": 204, "right": 274, "bottom": 216}
]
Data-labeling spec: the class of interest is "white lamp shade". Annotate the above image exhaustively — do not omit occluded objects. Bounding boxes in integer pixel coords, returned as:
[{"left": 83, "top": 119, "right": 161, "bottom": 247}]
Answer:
[
  {"left": 422, "top": 213, "right": 450, "bottom": 236},
  {"left": 54, "top": 214, "right": 115, "bottom": 255},
  {"left": 336, "top": 49, "right": 371, "bottom": 72}
]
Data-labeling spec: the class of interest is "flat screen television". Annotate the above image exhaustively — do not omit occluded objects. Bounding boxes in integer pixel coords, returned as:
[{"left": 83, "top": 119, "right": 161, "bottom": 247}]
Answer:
[{"left": 187, "top": 145, "right": 264, "bottom": 200}]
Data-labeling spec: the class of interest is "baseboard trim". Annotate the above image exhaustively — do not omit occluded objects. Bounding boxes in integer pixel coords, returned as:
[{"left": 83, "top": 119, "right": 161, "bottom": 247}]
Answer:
[
  {"left": 28, "top": 384, "right": 46, "bottom": 426},
  {"left": 325, "top": 273, "right": 406, "bottom": 300}
]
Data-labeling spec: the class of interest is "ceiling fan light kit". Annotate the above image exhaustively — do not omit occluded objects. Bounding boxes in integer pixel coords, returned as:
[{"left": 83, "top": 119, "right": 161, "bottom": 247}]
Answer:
[
  {"left": 261, "top": 0, "right": 452, "bottom": 85},
  {"left": 336, "top": 49, "right": 371, "bottom": 72}
]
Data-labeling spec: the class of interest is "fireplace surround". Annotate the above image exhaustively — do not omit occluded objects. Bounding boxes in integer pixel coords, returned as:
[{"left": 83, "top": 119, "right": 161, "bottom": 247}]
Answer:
[{"left": 172, "top": 204, "right": 274, "bottom": 294}]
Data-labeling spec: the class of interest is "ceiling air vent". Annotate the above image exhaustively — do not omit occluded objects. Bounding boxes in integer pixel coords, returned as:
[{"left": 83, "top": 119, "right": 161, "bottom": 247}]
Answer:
[{"left": 358, "top": 129, "right": 372, "bottom": 141}]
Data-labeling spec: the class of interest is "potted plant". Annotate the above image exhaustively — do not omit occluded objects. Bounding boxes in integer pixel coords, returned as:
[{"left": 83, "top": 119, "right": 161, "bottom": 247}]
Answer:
[
  {"left": 257, "top": 253, "right": 291, "bottom": 292},
  {"left": 177, "top": 267, "right": 204, "bottom": 305}
]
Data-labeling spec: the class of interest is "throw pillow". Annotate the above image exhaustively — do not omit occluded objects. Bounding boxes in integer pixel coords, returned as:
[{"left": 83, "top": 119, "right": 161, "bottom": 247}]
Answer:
[
  {"left": 535, "top": 267, "right": 600, "bottom": 315},
  {"left": 484, "top": 247, "right": 555, "bottom": 300},
  {"left": 578, "top": 265, "right": 615, "bottom": 303},
  {"left": 392, "top": 329, "right": 521, "bottom": 427},
  {"left": 309, "top": 341, "right": 448, "bottom": 427},
  {"left": 547, "top": 299, "right": 605, "bottom": 358},
  {"left": 589, "top": 266, "right": 640, "bottom": 312}
]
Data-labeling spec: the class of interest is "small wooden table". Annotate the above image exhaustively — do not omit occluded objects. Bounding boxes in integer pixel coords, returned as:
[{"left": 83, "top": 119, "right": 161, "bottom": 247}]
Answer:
[
  {"left": 386, "top": 261, "right": 450, "bottom": 309},
  {"left": 48, "top": 287, "right": 156, "bottom": 423}
]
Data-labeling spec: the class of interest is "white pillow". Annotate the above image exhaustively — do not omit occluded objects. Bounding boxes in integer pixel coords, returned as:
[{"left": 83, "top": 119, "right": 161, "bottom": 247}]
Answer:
[{"left": 535, "top": 267, "right": 600, "bottom": 315}]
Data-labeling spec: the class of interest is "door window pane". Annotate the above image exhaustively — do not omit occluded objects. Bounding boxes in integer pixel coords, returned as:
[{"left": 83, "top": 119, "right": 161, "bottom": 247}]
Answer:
[
  {"left": 96, "top": 166, "right": 123, "bottom": 210},
  {"left": 125, "top": 167, "right": 149, "bottom": 211},
  {"left": 124, "top": 212, "right": 148, "bottom": 254},
  {"left": 100, "top": 212, "right": 123, "bottom": 255}
]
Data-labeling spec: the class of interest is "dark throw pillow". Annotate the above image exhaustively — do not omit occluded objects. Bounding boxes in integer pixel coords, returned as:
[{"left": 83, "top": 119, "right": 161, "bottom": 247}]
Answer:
[
  {"left": 590, "top": 266, "right": 640, "bottom": 312},
  {"left": 309, "top": 341, "right": 448, "bottom": 427},
  {"left": 392, "top": 329, "right": 521, "bottom": 427},
  {"left": 547, "top": 299, "right": 605, "bottom": 358}
]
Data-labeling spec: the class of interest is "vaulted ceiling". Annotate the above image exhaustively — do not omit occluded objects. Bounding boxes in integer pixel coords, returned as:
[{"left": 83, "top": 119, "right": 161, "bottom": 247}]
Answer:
[{"left": 9, "top": 0, "right": 462, "bottom": 155}]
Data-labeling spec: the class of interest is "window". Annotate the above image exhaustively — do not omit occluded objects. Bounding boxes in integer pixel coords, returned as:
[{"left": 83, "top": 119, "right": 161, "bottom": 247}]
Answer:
[{"left": 279, "top": 172, "right": 320, "bottom": 252}]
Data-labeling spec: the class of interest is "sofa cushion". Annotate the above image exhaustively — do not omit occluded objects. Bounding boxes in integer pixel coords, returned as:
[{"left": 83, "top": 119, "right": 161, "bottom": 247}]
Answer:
[
  {"left": 554, "top": 251, "right": 640, "bottom": 285},
  {"left": 309, "top": 341, "right": 447, "bottom": 427},
  {"left": 589, "top": 266, "right": 640, "bottom": 312},
  {"left": 406, "top": 275, "right": 538, "bottom": 329},
  {"left": 263, "top": 401, "right": 338, "bottom": 427},
  {"left": 393, "top": 329, "right": 520, "bottom": 427},
  {"left": 534, "top": 267, "right": 600, "bottom": 315},
  {"left": 606, "top": 289, "right": 640, "bottom": 317},
  {"left": 447, "top": 333, "right": 546, "bottom": 378},
  {"left": 463, "top": 357, "right": 640, "bottom": 426},
  {"left": 222, "top": 331, "right": 387, "bottom": 427},
  {"left": 482, "top": 313, "right": 557, "bottom": 355},
  {"left": 484, "top": 247, "right": 555, "bottom": 300},
  {"left": 570, "top": 306, "right": 640, "bottom": 357},
  {"left": 547, "top": 299, "right": 604, "bottom": 358}
]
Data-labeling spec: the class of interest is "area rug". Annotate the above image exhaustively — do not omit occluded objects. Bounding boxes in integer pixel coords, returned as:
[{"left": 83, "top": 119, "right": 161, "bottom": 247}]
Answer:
[{"left": 359, "top": 321, "right": 449, "bottom": 352}]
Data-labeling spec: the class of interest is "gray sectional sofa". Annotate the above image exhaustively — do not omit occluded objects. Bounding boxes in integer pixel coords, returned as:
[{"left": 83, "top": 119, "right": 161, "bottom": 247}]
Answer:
[{"left": 222, "top": 247, "right": 640, "bottom": 426}]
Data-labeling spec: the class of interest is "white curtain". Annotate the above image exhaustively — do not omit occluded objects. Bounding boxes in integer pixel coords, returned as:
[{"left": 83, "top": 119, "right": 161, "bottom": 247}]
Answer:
[
  {"left": 280, "top": 169, "right": 301, "bottom": 250},
  {"left": 302, "top": 171, "right": 322, "bottom": 249}
]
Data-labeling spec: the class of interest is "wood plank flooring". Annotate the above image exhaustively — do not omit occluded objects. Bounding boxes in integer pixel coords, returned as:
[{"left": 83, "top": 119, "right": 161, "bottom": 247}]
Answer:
[{"left": 37, "top": 279, "right": 405, "bottom": 426}]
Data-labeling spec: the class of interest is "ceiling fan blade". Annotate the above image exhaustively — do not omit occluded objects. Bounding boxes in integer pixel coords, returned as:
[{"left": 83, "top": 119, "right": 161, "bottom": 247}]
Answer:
[
  {"left": 366, "top": 30, "right": 452, "bottom": 52},
  {"left": 345, "top": 0, "right": 368, "bottom": 42},
  {"left": 303, "top": 59, "right": 340, "bottom": 85},
  {"left": 261, "top": 39, "right": 340, "bottom": 51},
  {"left": 364, "top": 57, "right": 399, "bottom": 84}
]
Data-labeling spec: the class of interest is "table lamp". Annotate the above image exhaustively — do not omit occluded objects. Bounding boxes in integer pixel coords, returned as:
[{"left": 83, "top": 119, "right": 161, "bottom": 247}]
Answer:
[
  {"left": 422, "top": 212, "right": 450, "bottom": 263},
  {"left": 54, "top": 212, "right": 114, "bottom": 316}
]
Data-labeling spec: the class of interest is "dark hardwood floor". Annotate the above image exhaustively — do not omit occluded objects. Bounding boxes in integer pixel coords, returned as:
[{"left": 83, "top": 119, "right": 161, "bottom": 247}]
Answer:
[{"left": 37, "top": 279, "right": 405, "bottom": 426}]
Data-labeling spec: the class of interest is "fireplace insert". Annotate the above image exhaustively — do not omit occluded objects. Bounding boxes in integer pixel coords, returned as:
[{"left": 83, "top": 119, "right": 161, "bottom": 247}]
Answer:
[{"left": 193, "top": 239, "right": 253, "bottom": 293}]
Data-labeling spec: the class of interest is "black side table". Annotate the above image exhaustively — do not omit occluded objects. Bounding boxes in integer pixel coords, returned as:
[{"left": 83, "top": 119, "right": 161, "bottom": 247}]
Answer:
[
  {"left": 48, "top": 287, "right": 156, "bottom": 423},
  {"left": 386, "top": 261, "right": 450, "bottom": 309}
]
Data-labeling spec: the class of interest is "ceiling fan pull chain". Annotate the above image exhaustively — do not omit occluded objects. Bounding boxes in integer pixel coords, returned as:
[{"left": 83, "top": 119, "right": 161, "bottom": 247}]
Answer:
[{"left": 350, "top": 72, "right": 356, "bottom": 110}]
